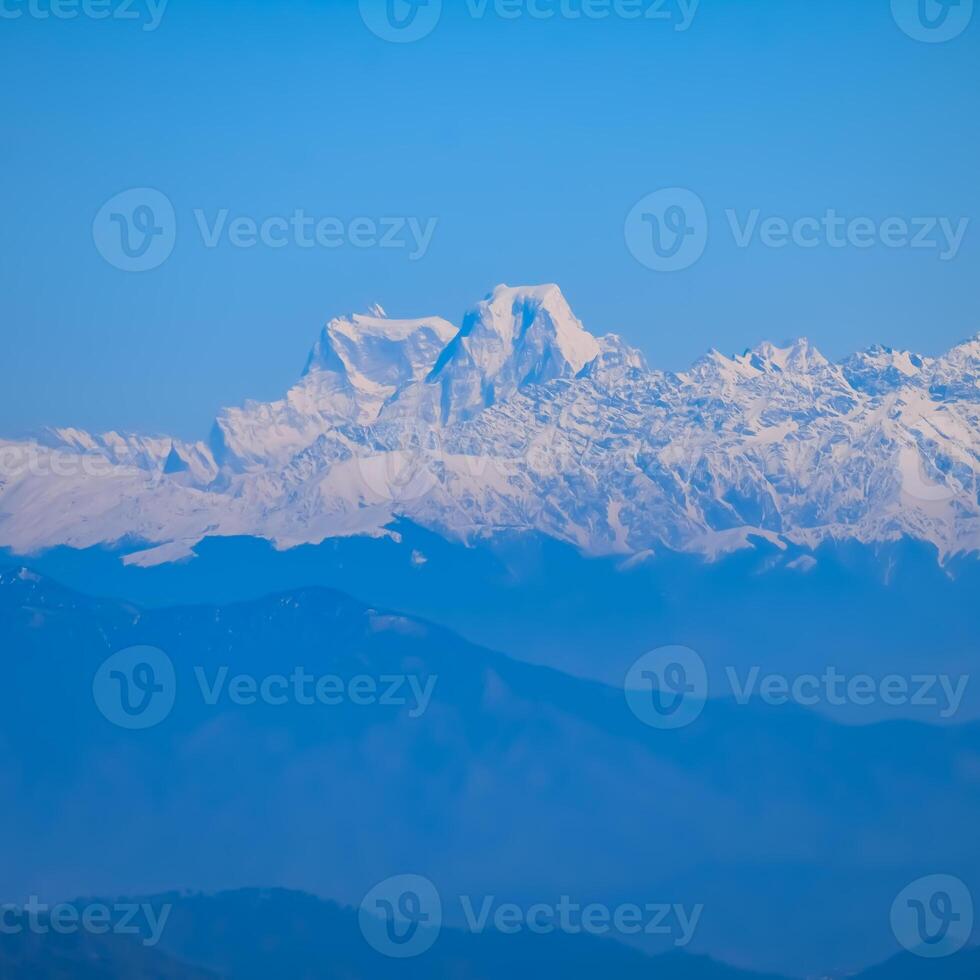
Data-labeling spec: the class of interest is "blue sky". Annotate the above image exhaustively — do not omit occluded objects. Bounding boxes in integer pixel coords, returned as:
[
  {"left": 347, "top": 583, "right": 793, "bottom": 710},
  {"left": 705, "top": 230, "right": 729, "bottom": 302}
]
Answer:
[{"left": 2, "top": 0, "right": 978, "bottom": 439}]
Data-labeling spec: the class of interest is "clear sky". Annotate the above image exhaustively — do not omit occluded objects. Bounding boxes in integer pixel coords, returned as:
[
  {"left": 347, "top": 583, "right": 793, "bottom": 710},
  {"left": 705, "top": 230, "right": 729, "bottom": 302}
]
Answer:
[{"left": 2, "top": 0, "right": 978, "bottom": 439}]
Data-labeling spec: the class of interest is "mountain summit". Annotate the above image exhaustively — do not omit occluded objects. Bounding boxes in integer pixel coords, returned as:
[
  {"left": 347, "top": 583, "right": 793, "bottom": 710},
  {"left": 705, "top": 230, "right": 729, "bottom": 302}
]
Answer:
[
  {"left": 424, "top": 284, "right": 601, "bottom": 424},
  {"left": 1, "top": 285, "right": 978, "bottom": 565}
]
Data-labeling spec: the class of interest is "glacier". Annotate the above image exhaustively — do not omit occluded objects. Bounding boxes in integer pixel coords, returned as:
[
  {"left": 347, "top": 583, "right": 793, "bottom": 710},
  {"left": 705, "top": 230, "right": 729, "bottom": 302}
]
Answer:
[{"left": 1, "top": 283, "right": 978, "bottom": 566}]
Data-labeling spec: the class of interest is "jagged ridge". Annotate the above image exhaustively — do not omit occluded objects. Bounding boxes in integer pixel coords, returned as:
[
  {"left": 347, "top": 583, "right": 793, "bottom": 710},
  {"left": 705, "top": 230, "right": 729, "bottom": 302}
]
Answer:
[{"left": 1, "top": 285, "right": 977, "bottom": 566}]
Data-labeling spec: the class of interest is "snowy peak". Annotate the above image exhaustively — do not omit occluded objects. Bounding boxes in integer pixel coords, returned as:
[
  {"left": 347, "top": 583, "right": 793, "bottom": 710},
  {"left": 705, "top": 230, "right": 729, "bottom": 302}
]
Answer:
[
  {"left": 930, "top": 334, "right": 980, "bottom": 403},
  {"left": 466, "top": 284, "right": 599, "bottom": 365},
  {"left": 212, "top": 310, "right": 458, "bottom": 469},
  {"left": 682, "top": 340, "right": 830, "bottom": 388},
  {"left": 38, "top": 427, "right": 216, "bottom": 480},
  {"left": 841, "top": 344, "right": 929, "bottom": 395},
  {"left": 2, "top": 285, "right": 978, "bottom": 567},
  {"left": 837, "top": 334, "right": 979, "bottom": 401},
  {"left": 472, "top": 284, "right": 600, "bottom": 375},
  {"left": 426, "top": 284, "right": 601, "bottom": 423},
  {"left": 933, "top": 333, "right": 980, "bottom": 376},
  {"left": 585, "top": 334, "right": 649, "bottom": 386},
  {"left": 745, "top": 338, "right": 828, "bottom": 374},
  {"left": 303, "top": 311, "right": 458, "bottom": 396}
]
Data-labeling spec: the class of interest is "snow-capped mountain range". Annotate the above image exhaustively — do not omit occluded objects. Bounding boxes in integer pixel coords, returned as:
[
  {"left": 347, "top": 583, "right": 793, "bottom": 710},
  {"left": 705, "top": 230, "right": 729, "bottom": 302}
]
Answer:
[{"left": 2, "top": 284, "right": 978, "bottom": 566}]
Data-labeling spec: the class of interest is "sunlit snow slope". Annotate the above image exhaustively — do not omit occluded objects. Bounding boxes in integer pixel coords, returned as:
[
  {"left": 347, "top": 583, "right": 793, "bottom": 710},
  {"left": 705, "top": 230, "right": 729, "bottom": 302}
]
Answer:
[{"left": 2, "top": 284, "right": 978, "bottom": 566}]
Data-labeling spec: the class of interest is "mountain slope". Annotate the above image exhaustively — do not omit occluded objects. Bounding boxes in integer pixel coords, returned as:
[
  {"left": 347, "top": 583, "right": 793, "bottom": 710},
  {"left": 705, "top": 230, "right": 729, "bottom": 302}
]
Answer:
[
  {"left": 0, "top": 930, "right": 217, "bottom": 980},
  {"left": 137, "top": 888, "right": 789, "bottom": 980},
  {"left": 0, "top": 285, "right": 977, "bottom": 565},
  {"left": 1, "top": 569, "right": 978, "bottom": 977},
  {"left": 4, "top": 888, "right": 974, "bottom": 978},
  {"left": 421, "top": 283, "right": 601, "bottom": 424},
  {"left": 212, "top": 310, "right": 458, "bottom": 470},
  {"left": 854, "top": 946, "right": 980, "bottom": 979}
]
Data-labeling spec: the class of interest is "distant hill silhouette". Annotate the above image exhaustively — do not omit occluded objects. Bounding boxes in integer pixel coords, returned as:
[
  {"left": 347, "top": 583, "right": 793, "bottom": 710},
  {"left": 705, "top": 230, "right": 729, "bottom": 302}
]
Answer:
[
  {"left": 0, "top": 928, "right": 217, "bottom": 979},
  {"left": 2, "top": 890, "right": 976, "bottom": 978},
  {"left": 0, "top": 570, "right": 977, "bottom": 976},
  {"left": 854, "top": 945, "right": 980, "bottom": 978}
]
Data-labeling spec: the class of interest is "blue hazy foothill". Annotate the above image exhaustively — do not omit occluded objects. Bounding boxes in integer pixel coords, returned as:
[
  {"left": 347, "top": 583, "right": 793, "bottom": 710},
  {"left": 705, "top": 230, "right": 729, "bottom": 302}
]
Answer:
[
  {"left": 0, "top": 561, "right": 977, "bottom": 976},
  {"left": 5, "top": 524, "right": 978, "bottom": 719}
]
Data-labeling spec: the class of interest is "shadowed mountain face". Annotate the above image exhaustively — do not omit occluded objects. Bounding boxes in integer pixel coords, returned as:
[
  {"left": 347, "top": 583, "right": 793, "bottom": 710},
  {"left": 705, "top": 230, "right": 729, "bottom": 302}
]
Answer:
[
  {"left": 1, "top": 890, "right": 976, "bottom": 979},
  {"left": 10, "top": 526, "right": 980, "bottom": 721},
  {"left": 0, "top": 570, "right": 978, "bottom": 977},
  {"left": 118, "top": 889, "right": 788, "bottom": 980},
  {"left": 854, "top": 946, "right": 980, "bottom": 979},
  {"left": 1, "top": 286, "right": 978, "bottom": 566},
  {"left": 0, "top": 929, "right": 217, "bottom": 979}
]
